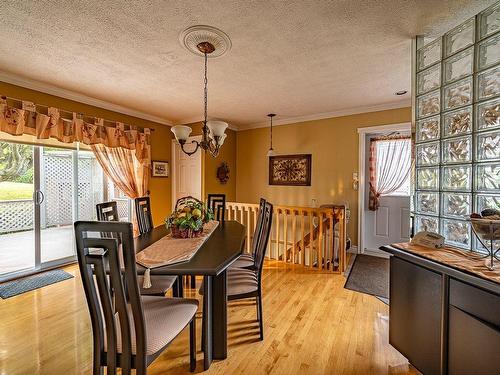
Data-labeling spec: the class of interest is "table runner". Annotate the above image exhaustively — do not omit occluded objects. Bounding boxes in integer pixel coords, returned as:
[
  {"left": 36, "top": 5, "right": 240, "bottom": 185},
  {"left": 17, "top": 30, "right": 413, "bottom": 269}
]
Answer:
[
  {"left": 137, "top": 220, "right": 219, "bottom": 288},
  {"left": 393, "top": 242, "right": 500, "bottom": 284}
]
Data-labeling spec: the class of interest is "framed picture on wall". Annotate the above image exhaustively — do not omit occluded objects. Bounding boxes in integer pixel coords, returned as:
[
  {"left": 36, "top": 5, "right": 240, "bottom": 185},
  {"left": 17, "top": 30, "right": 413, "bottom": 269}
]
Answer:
[
  {"left": 152, "top": 160, "right": 169, "bottom": 178},
  {"left": 269, "top": 154, "right": 312, "bottom": 186}
]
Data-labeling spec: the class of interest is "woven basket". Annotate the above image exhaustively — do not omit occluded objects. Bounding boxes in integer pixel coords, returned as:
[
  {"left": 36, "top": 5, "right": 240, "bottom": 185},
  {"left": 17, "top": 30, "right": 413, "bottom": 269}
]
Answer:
[{"left": 170, "top": 225, "right": 203, "bottom": 239}]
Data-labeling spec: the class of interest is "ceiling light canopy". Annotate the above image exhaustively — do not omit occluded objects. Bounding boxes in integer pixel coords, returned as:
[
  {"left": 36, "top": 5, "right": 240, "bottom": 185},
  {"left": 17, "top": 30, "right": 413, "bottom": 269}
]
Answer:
[{"left": 171, "top": 26, "right": 231, "bottom": 157}]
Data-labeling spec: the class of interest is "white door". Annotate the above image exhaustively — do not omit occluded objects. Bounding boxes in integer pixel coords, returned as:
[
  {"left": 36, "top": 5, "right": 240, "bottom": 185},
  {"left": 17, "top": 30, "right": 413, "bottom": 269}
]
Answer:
[
  {"left": 364, "top": 196, "right": 410, "bottom": 251},
  {"left": 363, "top": 134, "right": 411, "bottom": 252},
  {"left": 172, "top": 136, "right": 202, "bottom": 206}
]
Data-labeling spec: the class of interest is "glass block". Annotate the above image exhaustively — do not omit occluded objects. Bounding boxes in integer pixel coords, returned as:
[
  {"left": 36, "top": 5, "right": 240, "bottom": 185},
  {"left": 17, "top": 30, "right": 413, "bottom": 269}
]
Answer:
[
  {"left": 478, "top": 33, "right": 500, "bottom": 70},
  {"left": 475, "top": 193, "right": 500, "bottom": 212},
  {"left": 416, "top": 141, "right": 440, "bottom": 166},
  {"left": 443, "top": 107, "right": 472, "bottom": 137},
  {"left": 416, "top": 167, "right": 439, "bottom": 190},
  {"left": 444, "top": 18, "right": 474, "bottom": 57},
  {"left": 476, "top": 97, "right": 500, "bottom": 131},
  {"left": 476, "top": 130, "right": 500, "bottom": 161},
  {"left": 416, "top": 116, "right": 440, "bottom": 142},
  {"left": 442, "top": 136, "right": 472, "bottom": 164},
  {"left": 479, "top": 2, "right": 500, "bottom": 39},
  {"left": 442, "top": 165, "right": 472, "bottom": 191},
  {"left": 416, "top": 192, "right": 439, "bottom": 215},
  {"left": 443, "top": 77, "right": 472, "bottom": 110},
  {"left": 477, "top": 65, "right": 500, "bottom": 100},
  {"left": 441, "top": 219, "right": 471, "bottom": 249},
  {"left": 476, "top": 163, "right": 500, "bottom": 191},
  {"left": 417, "top": 38, "right": 441, "bottom": 71},
  {"left": 415, "top": 215, "right": 439, "bottom": 233},
  {"left": 417, "top": 64, "right": 441, "bottom": 95},
  {"left": 417, "top": 90, "right": 440, "bottom": 119},
  {"left": 442, "top": 192, "right": 471, "bottom": 218},
  {"left": 443, "top": 47, "right": 473, "bottom": 83}
]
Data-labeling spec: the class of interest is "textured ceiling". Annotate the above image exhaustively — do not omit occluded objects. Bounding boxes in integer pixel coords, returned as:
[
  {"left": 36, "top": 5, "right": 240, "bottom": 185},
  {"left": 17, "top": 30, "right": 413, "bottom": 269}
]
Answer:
[{"left": 0, "top": 0, "right": 495, "bottom": 129}]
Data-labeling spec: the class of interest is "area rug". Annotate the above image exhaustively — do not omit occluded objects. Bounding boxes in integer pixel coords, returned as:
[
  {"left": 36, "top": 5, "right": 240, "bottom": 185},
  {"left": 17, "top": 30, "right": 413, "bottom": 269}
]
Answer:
[
  {"left": 0, "top": 269, "right": 74, "bottom": 299},
  {"left": 344, "top": 254, "right": 389, "bottom": 300}
]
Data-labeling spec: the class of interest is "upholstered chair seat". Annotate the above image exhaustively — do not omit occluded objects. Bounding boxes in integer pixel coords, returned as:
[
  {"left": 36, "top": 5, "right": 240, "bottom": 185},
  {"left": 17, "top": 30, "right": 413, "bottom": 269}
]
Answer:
[{"left": 104, "top": 296, "right": 198, "bottom": 355}]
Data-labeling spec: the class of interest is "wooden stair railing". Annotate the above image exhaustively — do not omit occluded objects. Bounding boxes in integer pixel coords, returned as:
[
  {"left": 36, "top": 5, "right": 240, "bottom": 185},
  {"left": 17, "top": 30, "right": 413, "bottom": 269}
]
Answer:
[{"left": 226, "top": 202, "right": 347, "bottom": 273}]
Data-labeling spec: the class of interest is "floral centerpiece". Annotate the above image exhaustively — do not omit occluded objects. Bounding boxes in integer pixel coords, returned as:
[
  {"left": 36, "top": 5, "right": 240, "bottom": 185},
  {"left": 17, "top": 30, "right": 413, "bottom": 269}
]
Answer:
[{"left": 166, "top": 196, "right": 213, "bottom": 238}]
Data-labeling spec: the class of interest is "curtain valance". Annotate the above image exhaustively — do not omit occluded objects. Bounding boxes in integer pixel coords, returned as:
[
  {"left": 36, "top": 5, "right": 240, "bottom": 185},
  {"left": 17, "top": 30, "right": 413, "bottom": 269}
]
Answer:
[{"left": 0, "top": 98, "right": 151, "bottom": 166}]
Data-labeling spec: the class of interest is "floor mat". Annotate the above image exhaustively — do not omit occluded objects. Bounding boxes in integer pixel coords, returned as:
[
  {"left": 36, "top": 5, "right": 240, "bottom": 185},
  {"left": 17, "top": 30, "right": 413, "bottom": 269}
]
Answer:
[
  {"left": 344, "top": 254, "right": 389, "bottom": 299},
  {"left": 0, "top": 269, "right": 74, "bottom": 299}
]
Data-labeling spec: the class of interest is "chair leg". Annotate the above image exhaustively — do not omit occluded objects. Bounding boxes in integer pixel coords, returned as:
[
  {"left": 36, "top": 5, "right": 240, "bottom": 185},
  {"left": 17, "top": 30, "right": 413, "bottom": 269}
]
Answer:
[
  {"left": 189, "top": 318, "right": 196, "bottom": 372},
  {"left": 190, "top": 275, "right": 196, "bottom": 289},
  {"left": 173, "top": 277, "right": 180, "bottom": 297},
  {"left": 258, "top": 289, "right": 264, "bottom": 340},
  {"left": 201, "top": 308, "right": 205, "bottom": 352},
  {"left": 256, "top": 296, "right": 260, "bottom": 321}
]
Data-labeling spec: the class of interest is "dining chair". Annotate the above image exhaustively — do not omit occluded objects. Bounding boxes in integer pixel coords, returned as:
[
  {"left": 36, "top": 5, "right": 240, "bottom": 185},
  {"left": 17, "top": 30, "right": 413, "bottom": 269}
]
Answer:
[
  {"left": 134, "top": 196, "right": 153, "bottom": 235},
  {"left": 207, "top": 194, "right": 226, "bottom": 223},
  {"left": 96, "top": 201, "right": 178, "bottom": 297},
  {"left": 200, "top": 201, "right": 273, "bottom": 341},
  {"left": 96, "top": 201, "right": 119, "bottom": 221},
  {"left": 229, "top": 198, "right": 266, "bottom": 270},
  {"left": 74, "top": 221, "right": 197, "bottom": 374}
]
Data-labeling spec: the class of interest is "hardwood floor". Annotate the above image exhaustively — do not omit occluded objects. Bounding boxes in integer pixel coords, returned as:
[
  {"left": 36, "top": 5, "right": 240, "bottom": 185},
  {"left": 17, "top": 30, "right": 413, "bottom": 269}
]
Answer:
[{"left": 0, "top": 259, "right": 419, "bottom": 375}]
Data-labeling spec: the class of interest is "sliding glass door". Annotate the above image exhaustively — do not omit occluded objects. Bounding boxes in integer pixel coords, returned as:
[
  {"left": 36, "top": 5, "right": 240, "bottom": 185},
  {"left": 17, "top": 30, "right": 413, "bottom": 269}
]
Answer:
[
  {"left": 0, "top": 141, "right": 36, "bottom": 277},
  {"left": 0, "top": 141, "right": 110, "bottom": 281},
  {"left": 39, "top": 147, "right": 76, "bottom": 265}
]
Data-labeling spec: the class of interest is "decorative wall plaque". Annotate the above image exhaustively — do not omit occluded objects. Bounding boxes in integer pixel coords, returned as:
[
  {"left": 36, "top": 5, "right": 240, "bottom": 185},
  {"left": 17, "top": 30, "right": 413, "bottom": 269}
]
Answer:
[
  {"left": 269, "top": 154, "right": 311, "bottom": 186},
  {"left": 216, "top": 161, "right": 230, "bottom": 184}
]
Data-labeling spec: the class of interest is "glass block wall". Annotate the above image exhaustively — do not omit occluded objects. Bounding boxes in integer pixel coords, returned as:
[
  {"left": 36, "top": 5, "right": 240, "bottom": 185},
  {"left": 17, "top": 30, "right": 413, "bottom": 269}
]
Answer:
[{"left": 414, "top": 2, "right": 500, "bottom": 250}]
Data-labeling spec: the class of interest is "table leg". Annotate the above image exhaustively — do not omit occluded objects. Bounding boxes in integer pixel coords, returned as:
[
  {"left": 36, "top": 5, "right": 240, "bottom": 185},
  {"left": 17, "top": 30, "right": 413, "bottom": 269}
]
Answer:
[
  {"left": 203, "top": 275, "right": 212, "bottom": 370},
  {"left": 212, "top": 270, "right": 227, "bottom": 359}
]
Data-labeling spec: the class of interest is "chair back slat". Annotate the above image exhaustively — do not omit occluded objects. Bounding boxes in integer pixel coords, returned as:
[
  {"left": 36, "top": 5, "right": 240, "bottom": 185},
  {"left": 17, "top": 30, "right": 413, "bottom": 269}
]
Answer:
[
  {"left": 84, "top": 241, "right": 119, "bottom": 373},
  {"left": 134, "top": 197, "right": 153, "bottom": 234},
  {"left": 75, "top": 221, "right": 146, "bottom": 374},
  {"left": 96, "top": 201, "right": 119, "bottom": 222},
  {"left": 207, "top": 194, "right": 226, "bottom": 222},
  {"left": 250, "top": 198, "right": 266, "bottom": 256},
  {"left": 254, "top": 202, "right": 273, "bottom": 278}
]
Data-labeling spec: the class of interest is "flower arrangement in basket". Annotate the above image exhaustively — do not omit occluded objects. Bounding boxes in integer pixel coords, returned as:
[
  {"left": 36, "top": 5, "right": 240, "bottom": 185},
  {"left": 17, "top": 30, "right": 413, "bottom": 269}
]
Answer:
[{"left": 166, "top": 196, "right": 214, "bottom": 238}]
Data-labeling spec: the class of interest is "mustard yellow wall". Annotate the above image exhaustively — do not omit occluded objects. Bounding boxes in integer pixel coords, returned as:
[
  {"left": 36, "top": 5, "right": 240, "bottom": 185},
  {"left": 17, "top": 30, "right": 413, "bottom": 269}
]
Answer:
[
  {"left": 188, "top": 122, "right": 237, "bottom": 201},
  {"left": 0, "top": 81, "right": 174, "bottom": 226},
  {"left": 236, "top": 107, "right": 411, "bottom": 246}
]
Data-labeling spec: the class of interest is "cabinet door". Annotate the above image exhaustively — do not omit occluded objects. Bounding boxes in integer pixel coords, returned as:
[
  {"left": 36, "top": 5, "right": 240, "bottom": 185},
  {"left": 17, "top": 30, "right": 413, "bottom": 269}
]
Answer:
[
  {"left": 390, "top": 257, "right": 442, "bottom": 375},
  {"left": 448, "top": 306, "right": 500, "bottom": 375}
]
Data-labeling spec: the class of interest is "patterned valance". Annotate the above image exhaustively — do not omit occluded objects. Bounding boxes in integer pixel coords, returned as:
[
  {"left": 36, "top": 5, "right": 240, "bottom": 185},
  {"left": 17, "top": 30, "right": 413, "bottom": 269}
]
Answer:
[{"left": 0, "top": 98, "right": 151, "bottom": 166}]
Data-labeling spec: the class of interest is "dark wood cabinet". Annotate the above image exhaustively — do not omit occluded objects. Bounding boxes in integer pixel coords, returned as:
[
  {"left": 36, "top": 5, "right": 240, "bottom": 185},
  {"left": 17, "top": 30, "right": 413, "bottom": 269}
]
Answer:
[
  {"left": 382, "top": 246, "right": 500, "bottom": 375},
  {"left": 390, "top": 257, "right": 442, "bottom": 375},
  {"left": 448, "top": 305, "right": 500, "bottom": 375}
]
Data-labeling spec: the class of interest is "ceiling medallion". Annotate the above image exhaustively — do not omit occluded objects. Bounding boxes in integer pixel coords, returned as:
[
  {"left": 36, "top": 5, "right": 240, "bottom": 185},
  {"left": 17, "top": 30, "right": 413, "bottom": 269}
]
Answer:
[
  {"left": 179, "top": 25, "right": 231, "bottom": 58},
  {"left": 171, "top": 26, "right": 231, "bottom": 158}
]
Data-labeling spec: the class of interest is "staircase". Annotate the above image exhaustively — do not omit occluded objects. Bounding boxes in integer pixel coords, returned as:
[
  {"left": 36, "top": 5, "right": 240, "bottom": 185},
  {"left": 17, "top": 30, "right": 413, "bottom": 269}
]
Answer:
[{"left": 226, "top": 202, "right": 347, "bottom": 273}]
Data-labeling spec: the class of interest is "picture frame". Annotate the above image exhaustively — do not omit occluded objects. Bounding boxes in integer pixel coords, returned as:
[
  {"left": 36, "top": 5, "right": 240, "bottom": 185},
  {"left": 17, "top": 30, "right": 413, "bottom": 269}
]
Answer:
[
  {"left": 151, "top": 160, "right": 169, "bottom": 178},
  {"left": 269, "top": 154, "right": 312, "bottom": 186}
]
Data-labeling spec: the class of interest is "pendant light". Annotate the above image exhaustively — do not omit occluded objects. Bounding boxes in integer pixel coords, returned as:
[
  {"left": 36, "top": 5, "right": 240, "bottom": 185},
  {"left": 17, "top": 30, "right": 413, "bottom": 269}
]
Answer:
[
  {"left": 171, "top": 27, "right": 230, "bottom": 157},
  {"left": 267, "top": 113, "right": 276, "bottom": 156}
]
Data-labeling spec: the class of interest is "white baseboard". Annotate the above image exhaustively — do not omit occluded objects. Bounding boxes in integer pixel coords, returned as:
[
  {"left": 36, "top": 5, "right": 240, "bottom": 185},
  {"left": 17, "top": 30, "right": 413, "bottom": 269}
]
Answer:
[{"left": 361, "top": 247, "right": 390, "bottom": 258}]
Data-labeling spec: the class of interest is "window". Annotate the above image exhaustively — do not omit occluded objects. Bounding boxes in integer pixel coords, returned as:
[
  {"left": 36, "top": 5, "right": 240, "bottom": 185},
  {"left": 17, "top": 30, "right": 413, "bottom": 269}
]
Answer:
[{"left": 375, "top": 138, "right": 412, "bottom": 197}]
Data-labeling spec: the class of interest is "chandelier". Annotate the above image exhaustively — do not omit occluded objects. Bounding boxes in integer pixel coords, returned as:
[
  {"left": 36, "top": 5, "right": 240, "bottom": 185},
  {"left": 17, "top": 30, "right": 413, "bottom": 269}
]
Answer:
[{"left": 171, "top": 26, "right": 230, "bottom": 157}]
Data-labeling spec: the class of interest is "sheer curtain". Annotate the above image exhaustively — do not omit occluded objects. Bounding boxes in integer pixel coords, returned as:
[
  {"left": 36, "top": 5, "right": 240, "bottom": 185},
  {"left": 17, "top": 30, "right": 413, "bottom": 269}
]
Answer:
[
  {"left": 91, "top": 144, "right": 150, "bottom": 199},
  {"left": 369, "top": 137, "right": 411, "bottom": 211}
]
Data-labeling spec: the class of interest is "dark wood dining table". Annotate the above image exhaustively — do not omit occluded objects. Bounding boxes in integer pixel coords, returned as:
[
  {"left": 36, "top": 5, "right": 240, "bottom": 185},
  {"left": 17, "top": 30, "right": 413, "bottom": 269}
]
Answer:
[{"left": 134, "top": 220, "right": 246, "bottom": 370}]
